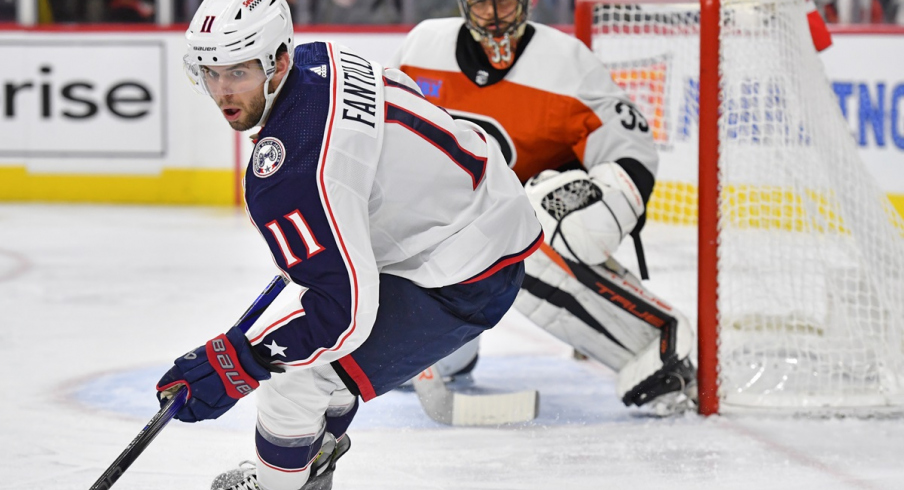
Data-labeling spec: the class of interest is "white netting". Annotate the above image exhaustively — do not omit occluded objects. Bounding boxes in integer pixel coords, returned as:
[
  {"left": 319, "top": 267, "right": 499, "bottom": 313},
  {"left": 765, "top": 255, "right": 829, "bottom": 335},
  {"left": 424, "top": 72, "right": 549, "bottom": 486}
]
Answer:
[{"left": 586, "top": 0, "right": 904, "bottom": 411}]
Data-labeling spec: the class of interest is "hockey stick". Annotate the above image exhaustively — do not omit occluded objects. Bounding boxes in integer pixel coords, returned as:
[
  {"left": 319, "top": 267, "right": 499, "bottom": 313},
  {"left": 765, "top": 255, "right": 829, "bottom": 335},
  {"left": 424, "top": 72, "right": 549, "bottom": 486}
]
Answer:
[
  {"left": 88, "top": 274, "right": 290, "bottom": 490},
  {"left": 88, "top": 386, "right": 188, "bottom": 490},
  {"left": 412, "top": 365, "right": 539, "bottom": 426}
]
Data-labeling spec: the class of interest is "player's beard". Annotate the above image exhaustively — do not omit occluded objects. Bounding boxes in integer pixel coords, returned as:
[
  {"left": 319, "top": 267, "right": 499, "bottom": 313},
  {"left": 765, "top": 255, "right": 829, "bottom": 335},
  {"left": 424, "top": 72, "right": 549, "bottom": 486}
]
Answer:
[{"left": 217, "top": 90, "right": 266, "bottom": 132}]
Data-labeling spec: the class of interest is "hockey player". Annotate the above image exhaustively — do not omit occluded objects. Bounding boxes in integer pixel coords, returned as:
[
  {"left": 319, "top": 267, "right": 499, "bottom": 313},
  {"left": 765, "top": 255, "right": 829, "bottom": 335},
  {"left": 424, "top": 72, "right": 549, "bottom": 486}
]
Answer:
[
  {"left": 389, "top": 0, "right": 697, "bottom": 412},
  {"left": 154, "top": 0, "right": 543, "bottom": 488}
]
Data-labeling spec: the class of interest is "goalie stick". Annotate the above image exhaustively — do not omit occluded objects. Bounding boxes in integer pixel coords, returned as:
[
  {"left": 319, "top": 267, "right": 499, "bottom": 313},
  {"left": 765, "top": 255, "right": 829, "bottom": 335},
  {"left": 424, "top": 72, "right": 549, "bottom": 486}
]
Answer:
[
  {"left": 412, "top": 365, "right": 539, "bottom": 426},
  {"left": 88, "top": 274, "right": 290, "bottom": 490}
]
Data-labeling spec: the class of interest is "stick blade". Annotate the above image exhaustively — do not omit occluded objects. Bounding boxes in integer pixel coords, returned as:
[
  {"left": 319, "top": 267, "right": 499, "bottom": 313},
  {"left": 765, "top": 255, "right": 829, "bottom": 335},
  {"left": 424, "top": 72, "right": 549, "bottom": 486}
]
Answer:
[
  {"left": 452, "top": 390, "right": 539, "bottom": 426},
  {"left": 412, "top": 365, "right": 539, "bottom": 426},
  {"left": 412, "top": 366, "right": 455, "bottom": 424}
]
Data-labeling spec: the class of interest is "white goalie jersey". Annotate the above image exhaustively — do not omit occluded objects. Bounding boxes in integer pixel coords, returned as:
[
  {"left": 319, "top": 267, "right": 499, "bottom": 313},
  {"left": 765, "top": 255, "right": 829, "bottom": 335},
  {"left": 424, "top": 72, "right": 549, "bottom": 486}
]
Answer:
[{"left": 389, "top": 17, "right": 659, "bottom": 198}]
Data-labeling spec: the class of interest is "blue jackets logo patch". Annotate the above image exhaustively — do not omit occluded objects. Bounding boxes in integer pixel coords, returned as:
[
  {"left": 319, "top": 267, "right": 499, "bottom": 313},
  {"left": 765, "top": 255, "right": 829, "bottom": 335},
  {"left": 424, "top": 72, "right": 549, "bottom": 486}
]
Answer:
[{"left": 252, "top": 137, "right": 286, "bottom": 178}]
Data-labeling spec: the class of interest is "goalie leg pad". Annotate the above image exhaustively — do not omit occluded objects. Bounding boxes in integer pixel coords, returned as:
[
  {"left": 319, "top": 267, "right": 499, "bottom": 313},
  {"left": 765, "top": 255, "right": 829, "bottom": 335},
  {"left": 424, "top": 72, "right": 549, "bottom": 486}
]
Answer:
[
  {"left": 514, "top": 247, "right": 664, "bottom": 371},
  {"left": 515, "top": 283, "right": 635, "bottom": 370},
  {"left": 515, "top": 246, "right": 697, "bottom": 408}
]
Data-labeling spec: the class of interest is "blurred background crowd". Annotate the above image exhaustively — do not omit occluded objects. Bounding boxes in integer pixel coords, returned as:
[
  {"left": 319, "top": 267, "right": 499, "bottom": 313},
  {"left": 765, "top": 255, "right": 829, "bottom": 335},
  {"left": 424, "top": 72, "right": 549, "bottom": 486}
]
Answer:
[
  {"left": 0, "top": 0, "right": 564, "bottom": 25},
  {"left": 0, "top": 0, "right": 902, "bottom": 30}
]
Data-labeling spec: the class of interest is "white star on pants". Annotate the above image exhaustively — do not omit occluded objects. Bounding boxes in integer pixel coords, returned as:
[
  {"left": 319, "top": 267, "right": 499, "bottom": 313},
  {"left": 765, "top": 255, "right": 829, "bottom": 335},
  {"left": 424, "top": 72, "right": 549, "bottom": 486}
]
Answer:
[{"left": 265, "top": 340, "right": 287, "bottom": 357}]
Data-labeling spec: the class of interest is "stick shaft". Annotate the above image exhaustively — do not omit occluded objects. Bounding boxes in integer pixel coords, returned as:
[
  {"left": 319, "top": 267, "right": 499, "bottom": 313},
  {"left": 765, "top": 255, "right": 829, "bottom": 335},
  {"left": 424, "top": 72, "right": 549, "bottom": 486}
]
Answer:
[
  {"left": 234, "top": 275, "right": 290, "bottom": 333},
  {"left": 88, "top": 274, "right": 289, "bottom": 489},
  {"left": 89, "top": 387, "right": 188, "bottom": 490}
]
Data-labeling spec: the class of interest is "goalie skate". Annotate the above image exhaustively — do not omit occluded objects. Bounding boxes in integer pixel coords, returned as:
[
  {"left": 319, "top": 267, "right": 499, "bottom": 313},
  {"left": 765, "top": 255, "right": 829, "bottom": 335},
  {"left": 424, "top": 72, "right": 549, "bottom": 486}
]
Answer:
[{"left": 623, "top": 356, "right": 698, "bottom": 416}]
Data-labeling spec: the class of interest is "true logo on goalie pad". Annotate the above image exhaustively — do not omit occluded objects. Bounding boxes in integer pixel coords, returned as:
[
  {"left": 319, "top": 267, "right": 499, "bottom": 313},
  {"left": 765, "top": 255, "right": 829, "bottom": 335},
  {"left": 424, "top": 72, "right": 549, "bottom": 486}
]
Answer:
[
  {"left": 538, "top": 244, "right": 680, "bottom": 360},
  {"left": 593, "top": 281, "right": 667, "bottom": 328},
  {"left": 252, "top": 137, "right": 286, "bottom": 179}
]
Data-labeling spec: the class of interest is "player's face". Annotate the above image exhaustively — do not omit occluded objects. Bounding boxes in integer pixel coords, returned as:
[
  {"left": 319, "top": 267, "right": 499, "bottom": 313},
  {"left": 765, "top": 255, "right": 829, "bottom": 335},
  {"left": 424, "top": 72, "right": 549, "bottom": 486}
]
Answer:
[
  {"left": 467, "top": 0, "right": 521, "bottom": 36},
  {"left": 201, "top": 61, "right": 268, "bottom": 131}
]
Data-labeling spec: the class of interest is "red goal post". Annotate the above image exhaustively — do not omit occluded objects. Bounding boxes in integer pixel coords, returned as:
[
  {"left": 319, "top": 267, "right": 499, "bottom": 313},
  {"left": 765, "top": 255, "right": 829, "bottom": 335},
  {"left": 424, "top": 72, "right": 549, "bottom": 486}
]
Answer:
[{"left": 575, "top": 0, "right": 904, "bottom": 416}]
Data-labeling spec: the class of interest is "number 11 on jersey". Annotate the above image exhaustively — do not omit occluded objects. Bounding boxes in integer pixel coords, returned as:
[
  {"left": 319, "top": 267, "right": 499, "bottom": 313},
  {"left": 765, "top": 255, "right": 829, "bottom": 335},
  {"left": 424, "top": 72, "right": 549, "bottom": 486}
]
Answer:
[{"left": 266, "top": 209, "right": 325, "bottom": 267}]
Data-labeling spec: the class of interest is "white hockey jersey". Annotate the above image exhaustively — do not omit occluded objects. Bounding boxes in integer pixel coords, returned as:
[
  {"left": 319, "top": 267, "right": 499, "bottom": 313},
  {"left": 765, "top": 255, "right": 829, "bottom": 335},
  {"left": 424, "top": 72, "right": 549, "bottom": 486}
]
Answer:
[{"left": 242, "top": 42, "right": 542, "bottom": 369}]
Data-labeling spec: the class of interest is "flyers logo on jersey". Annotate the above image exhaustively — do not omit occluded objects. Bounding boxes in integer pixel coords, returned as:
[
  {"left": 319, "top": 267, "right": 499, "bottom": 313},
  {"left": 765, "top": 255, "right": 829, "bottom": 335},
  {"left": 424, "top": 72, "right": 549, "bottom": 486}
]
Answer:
[
  {"left": 415, "top": 77, "right": 442, "bottom": 99},
  {"left": 252, "top": 137, "right": 286, "bottom": 178}
]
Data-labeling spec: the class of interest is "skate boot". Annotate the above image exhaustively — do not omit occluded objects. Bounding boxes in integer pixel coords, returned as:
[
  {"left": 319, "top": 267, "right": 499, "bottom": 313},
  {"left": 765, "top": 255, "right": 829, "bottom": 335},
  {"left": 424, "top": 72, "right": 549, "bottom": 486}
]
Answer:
[
  {"left": 638, "top": 357, "right": 699, "bottom": 416},
  {"left": 210, "top": 433, "right": 351, "bottom": 490},
  {"left": 302, "top": 432, "right": 352, "bottom": 490},
  {"left": 210, "top": 460, "right": 260, "bottom": 490}
]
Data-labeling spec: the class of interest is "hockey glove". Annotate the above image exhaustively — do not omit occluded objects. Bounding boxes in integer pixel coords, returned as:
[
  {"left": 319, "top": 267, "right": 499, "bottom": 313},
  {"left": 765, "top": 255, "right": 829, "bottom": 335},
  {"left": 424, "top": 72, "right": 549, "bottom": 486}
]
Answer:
[
  {"left": 156, "top": 326, "right": 279, "bottom": 422},
  {"left": 525, "top": 163, "right": 644, "bottom": 265}
]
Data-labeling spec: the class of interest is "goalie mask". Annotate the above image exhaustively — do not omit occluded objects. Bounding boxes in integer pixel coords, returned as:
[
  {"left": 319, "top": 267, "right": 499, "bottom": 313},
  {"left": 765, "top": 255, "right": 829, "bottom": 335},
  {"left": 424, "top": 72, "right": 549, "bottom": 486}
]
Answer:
[
  {"left": 457, "top": 0, "right": 531, "bottom": 69},
  {"left": 184, "top": 0, "right": 295, "bottom": 128}
]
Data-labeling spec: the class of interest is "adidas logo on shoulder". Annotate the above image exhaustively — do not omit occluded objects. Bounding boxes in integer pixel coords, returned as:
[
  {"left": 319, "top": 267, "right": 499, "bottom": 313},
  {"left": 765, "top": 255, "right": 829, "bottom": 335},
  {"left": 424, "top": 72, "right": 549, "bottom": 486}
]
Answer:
[{"left": 309, "top": 65, "right": 327, "bottom": 78}]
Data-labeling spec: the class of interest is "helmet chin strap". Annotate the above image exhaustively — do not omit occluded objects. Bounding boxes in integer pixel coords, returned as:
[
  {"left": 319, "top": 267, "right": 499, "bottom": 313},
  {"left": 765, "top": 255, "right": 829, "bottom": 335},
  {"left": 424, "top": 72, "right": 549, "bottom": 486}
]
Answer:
[{"left": 254, "top": 67, "right": 291, "bottom": 128}]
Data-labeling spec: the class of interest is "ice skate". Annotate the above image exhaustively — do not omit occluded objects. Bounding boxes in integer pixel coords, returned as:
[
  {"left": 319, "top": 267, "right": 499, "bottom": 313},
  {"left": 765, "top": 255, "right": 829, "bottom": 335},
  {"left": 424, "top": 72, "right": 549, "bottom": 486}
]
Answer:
[
  {"left": 210, "top": 460, "right": 259, "bottom": 490},
  {"left": 302, "top": 432, "right": 351, "bottom": 490},
  {"left": 210, "top": 433, "right": 351, "bottom": 490}
]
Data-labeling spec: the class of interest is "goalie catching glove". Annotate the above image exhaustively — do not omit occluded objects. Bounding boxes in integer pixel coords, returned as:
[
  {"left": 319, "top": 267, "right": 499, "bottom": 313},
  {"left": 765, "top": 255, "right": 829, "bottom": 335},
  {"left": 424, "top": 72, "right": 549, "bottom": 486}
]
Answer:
[
  {"left": 156, "top": 326, "right": 283, "bottom": 422},
  {"left": 525, "top": 163, "right": 644, "bottom": 265}
]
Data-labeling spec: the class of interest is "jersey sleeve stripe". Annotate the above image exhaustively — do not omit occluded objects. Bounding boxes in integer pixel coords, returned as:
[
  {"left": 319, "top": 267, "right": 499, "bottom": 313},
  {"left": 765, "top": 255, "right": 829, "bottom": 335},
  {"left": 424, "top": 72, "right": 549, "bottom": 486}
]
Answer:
[
  {"left": 255, "top": 448, "right": 314, "bottom": 473},
  {"left": 248, "top": 308, "right": 306, "bottom": 344},
  {"left": 460, "top": 231, "right": 544, "bottom": 284},
  {"left": 382, "top": 75, "right": 425, "bottom": 99},
  {"left": 336, "top": 354, "right": 377, "bottom": 401},
  {"left": 385, "top": 102, "right": 487, "bottom": 190}
]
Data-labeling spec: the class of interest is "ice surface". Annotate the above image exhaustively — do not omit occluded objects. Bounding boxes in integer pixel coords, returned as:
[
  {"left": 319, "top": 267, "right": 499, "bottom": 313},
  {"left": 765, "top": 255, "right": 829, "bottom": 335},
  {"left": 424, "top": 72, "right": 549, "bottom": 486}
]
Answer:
[{"left": 1, "top": 204, "right": 902, "bottom": 490}]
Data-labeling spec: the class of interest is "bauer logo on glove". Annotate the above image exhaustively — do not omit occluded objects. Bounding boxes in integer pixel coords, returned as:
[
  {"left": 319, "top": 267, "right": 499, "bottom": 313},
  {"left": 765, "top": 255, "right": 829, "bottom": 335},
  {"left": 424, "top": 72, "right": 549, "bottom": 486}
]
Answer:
[{"left": 155, "top": 326, "right": 280, "bottom": 422}]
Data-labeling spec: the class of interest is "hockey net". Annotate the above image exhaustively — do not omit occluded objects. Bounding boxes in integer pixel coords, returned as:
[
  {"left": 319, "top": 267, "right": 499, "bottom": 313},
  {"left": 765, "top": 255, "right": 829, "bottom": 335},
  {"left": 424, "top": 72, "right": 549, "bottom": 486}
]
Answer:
[{"left": 575, "top": 0, "right": 904, "bottom": 414}]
